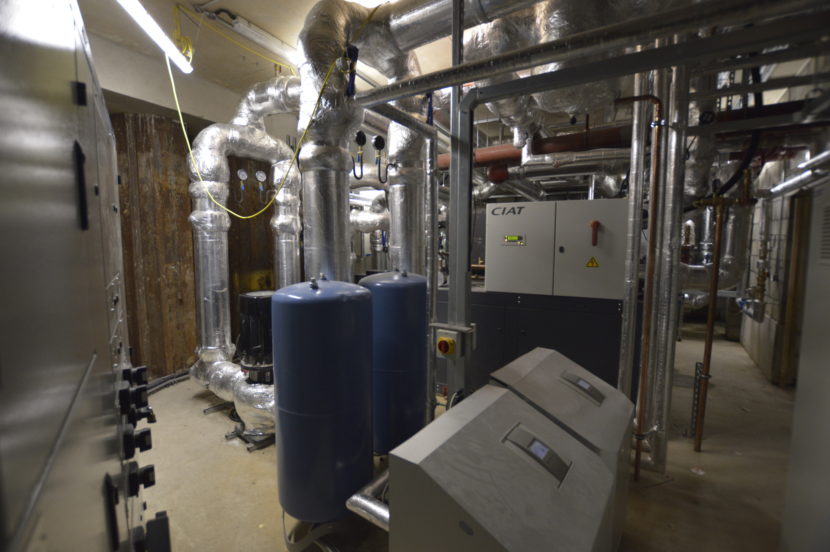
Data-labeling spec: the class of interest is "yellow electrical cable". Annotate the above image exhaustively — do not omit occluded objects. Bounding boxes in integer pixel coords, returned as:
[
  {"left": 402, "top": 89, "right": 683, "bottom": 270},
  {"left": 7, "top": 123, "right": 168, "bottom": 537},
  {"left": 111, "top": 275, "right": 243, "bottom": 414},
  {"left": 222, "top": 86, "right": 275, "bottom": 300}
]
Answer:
[
  {"left": 164, "top": 3, "right": 384, "bottom": 221},
  {"left": 175, "top": 4, "right": 296, "bottom": 75}
]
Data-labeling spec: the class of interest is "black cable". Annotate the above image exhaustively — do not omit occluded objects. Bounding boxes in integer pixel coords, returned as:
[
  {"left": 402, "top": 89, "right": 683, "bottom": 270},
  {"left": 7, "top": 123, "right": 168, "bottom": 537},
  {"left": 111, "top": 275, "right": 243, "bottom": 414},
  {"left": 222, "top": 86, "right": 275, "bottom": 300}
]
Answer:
[{"left": 147, "top": 369, "right": 190, "bottom": 395}]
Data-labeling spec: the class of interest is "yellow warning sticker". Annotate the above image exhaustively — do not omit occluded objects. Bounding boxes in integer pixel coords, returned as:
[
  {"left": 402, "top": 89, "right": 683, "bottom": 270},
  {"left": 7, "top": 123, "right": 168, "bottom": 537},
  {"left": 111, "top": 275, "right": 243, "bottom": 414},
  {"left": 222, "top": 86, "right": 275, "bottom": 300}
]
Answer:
[{"left": 586, "top": 257, "right": 600, "bottom": 268}]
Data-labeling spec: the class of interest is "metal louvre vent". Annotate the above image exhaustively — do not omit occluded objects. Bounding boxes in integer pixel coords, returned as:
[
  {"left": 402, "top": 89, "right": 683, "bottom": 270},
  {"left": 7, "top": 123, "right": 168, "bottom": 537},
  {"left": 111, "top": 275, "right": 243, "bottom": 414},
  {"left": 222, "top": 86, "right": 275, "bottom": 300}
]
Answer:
[{"left": 822, "top": 206, "right": 830, "bottom": 265}]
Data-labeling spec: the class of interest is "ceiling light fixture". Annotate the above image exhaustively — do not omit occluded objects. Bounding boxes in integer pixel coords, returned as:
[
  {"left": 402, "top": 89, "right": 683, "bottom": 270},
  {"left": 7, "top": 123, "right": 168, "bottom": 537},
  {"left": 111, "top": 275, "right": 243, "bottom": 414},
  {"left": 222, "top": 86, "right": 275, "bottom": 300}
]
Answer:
[{"left": 114, "top": 0, "right": 193, "bottom": 74}]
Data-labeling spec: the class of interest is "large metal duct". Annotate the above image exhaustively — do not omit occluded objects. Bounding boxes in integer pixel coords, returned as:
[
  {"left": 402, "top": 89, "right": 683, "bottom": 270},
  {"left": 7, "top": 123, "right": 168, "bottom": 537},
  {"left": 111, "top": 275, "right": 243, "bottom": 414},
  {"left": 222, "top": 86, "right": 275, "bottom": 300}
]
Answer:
[
  {"left": 531, "top": 0, "right": 617, "bottom": 118},
  {"left": 188, "top": 76, "right": 298, "bottom": 386},
  {"left": 464, "top": 12, "right": 541, "bottom": 148},
  {"left": 385, "top": 0, "right": 540, "bottom": 52}
]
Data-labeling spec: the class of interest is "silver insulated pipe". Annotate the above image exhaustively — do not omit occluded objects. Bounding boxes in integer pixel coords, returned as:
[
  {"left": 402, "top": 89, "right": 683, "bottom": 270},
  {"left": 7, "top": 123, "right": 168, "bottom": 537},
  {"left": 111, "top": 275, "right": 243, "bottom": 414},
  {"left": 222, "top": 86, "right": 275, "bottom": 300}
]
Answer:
[
  {"left": 187, "top": 76, "right": 297, "bottom": 385},
  {"left": 271, "top": 160, "right": 303, "bottom": 289}
]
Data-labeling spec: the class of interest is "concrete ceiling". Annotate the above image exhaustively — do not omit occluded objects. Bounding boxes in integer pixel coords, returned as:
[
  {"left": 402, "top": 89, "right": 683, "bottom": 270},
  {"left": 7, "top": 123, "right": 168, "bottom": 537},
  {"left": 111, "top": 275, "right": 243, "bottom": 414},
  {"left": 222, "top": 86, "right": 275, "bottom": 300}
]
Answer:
[{"left": 78, "top": 0, "right": 451, "bottom": 95}]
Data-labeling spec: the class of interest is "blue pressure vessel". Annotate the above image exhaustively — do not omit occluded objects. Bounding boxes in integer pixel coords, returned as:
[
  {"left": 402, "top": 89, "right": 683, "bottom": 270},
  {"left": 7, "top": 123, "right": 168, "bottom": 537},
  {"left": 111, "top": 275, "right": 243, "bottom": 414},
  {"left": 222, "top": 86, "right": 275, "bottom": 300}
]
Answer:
[
  {"left": 359, "top": 271, "right": 427, "bottom": 454},
  {"left": 272, "top": 278, "right": 373, "bottom": 523}
]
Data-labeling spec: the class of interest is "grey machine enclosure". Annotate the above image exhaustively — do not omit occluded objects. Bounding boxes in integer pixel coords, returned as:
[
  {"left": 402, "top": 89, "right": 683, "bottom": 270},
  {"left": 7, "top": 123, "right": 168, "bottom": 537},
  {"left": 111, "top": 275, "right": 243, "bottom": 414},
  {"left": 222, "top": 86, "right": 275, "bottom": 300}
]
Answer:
[
  {"left": 389, "top": 348, "right": 634, "bottom": 552},
  {"left": 491, "top": 348, "right": 635, "bottom": 548}
]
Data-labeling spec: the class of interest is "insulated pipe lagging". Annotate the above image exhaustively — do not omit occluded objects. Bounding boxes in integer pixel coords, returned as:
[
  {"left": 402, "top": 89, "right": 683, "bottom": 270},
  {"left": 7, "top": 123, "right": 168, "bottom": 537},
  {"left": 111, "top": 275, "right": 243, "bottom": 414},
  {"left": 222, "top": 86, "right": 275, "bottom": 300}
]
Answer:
[
  {"left": 500, "top": 178, "right": 545, "bottom": 201},
  {"left": 680, "top": 205, "right": 752, "bottom": 291},
  {"left": 385, "top": 0, "right": 539, "bottom": 52},
  {"left": 271, "top": 161, "right": 303, "bottom": 289},
  {"left": 301, "top": 145, "right": 353, "bottom": 282},
  {"left": 188, "top": 77, "right": 295, "bottom": 385},
  {"left": 189, "top": 181, "right": 234, "bottom": 380}
]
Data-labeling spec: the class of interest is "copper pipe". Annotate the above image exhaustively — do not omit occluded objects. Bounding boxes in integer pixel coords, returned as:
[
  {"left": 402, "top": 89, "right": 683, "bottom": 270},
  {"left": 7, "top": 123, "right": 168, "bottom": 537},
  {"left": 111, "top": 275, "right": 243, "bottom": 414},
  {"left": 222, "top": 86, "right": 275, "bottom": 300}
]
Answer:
[
  {"left": 694, "top": 200, "right": 726, "bottom": 452},
  {"left": 617, "top": 94, "right": 662, "bottom": 481},
  {"left": 437, "top": 143, "right": 520, "bottom": 169},
  {"left": 531, "top": 125, "right": 632, "bottom": 155},
  {"left": 435, "top": 125, "right": 632, "bottom": 169}
]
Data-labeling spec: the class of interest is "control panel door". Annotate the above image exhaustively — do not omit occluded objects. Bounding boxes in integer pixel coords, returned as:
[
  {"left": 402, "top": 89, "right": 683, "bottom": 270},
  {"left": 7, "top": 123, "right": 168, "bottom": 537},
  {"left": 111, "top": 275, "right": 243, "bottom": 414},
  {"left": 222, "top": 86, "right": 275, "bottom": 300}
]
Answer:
[{"left": 553, "top": 198, "right": 629, "bottom": 300}]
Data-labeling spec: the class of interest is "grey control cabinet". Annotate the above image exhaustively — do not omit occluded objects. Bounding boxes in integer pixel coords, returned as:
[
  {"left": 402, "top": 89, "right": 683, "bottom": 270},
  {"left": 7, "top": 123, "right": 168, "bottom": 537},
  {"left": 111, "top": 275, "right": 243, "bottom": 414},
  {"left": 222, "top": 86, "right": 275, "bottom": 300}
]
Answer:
[
  {"left": 491, "top": 348, "right": 635, "bottom": 549},
  {"left": 390, "top": 385, "right": 616, "bottom": 552},
  {"left": 485, "top": 199, "right": 628, "bottom": 300}
]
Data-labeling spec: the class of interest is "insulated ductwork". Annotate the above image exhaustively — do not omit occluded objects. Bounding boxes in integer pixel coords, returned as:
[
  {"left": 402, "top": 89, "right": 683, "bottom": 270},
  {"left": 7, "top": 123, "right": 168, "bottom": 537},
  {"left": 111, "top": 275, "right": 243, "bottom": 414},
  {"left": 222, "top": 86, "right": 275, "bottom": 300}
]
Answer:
[
  {"left": 531, "top": 0, "right": 616, "bottom": 118},
  {"left": 464, "top": 13, "right": 541, "bottom": 148},
  {"left": 680, "top": 204, "right": 752, "bottom": 290},
  {"left": 189, "top": 76, "right": 298, "bottom": 387}
]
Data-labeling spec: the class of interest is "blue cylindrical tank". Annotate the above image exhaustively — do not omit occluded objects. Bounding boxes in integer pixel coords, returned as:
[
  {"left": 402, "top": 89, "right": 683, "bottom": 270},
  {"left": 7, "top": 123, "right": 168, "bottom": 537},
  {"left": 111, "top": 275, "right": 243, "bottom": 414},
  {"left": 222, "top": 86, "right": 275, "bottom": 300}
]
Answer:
[
  {"left": 272, "top": 278, "right": 373, "bottom": 523},
  {"left": 359, "top": 271, "right": 427, "bottom": 454}
]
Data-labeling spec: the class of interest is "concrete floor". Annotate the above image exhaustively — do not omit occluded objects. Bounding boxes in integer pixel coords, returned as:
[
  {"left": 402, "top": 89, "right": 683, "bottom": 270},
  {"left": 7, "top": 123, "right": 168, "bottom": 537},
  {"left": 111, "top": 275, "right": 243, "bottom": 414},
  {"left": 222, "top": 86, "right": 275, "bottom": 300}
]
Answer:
[{"left": 142, "top": 322, "right": 794, "bottom": 551}]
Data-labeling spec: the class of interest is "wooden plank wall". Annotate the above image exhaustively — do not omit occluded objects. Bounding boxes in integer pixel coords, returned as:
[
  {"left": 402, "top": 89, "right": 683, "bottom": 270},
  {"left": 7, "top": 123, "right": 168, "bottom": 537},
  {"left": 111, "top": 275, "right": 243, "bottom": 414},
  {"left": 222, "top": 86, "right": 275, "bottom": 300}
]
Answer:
[
  {"left": 113, "top": 113, "right": 275, "bottom": 378},
  {"left": 114, "top": 113, "right": 196, "bottom": 378}
]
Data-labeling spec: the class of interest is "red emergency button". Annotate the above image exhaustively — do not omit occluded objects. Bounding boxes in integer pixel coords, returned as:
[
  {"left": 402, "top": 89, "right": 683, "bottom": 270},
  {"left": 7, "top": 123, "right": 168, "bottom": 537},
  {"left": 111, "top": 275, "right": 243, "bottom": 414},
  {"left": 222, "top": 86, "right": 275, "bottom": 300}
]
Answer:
[
  {"left": 590, "top": 220, "right": 600, "bottom": 246},
  {"left": 437, "top": 337, "right": 455, "bottom": 356}
]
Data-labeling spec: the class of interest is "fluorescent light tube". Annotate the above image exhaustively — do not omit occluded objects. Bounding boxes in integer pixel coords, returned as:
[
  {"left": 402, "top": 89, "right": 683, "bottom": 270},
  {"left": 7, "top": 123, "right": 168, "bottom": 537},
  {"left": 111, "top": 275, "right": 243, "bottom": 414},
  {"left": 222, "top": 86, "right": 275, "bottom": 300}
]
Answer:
[{"left": 114, "top": 0, "right": 193, "bottom": 74}]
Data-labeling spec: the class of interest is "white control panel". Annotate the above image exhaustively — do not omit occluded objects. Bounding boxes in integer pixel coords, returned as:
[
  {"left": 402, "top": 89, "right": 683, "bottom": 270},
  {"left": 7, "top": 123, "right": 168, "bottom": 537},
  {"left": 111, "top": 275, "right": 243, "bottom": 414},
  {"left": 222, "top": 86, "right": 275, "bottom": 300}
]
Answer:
[
  {"left": 485, "top": 198, "right": 628, "bottom": 300},
  {"left": 484, "top": 202, "right": 556, "bottom": 295}
]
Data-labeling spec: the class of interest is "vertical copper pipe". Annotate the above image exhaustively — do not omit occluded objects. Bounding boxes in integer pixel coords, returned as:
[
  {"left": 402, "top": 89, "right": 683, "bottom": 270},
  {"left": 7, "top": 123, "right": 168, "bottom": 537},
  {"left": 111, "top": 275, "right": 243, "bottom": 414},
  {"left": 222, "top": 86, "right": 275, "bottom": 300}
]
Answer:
[
  {"left": 617, "top": 94, "right": 662, "bottom": 481},
  {"left": 694, "top": 201, "right": 726, "bottom": 452}
]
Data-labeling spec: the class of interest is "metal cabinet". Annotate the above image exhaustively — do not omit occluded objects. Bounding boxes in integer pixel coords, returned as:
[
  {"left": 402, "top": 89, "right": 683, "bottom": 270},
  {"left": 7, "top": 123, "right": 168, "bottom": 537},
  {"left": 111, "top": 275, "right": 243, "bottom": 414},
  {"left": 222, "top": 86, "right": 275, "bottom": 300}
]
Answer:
[
  {"left": 484, "top": 202, "right": 556, "bottom": 295},
  {"left": 553, "top": 198, "right": 628, "bottom": 300},
  {"left": 484, "top": 198, "right": 628, "bottom": 300}
]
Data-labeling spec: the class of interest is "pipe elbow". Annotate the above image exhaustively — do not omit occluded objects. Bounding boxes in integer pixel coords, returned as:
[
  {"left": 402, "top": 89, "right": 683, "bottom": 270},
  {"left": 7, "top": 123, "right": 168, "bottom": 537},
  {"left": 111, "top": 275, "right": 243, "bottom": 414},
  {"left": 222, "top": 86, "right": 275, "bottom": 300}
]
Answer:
[
  {"left": 233, "top": 378, "right": 276, "bottom": 436},
  {"left": 351, "top": 208, "right": 389, "bottom": 232},
  {"left": 190, "top": 125, "right": 231, "bottom": 182}
]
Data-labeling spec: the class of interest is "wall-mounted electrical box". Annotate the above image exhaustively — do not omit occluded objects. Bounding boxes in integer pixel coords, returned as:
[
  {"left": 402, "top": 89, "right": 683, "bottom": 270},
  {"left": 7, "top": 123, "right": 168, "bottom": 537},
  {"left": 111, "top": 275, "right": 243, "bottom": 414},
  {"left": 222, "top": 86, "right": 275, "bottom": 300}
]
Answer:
[{"left": 485, "top": 199, "right": 628, "bottom": 300}]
